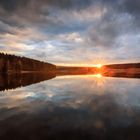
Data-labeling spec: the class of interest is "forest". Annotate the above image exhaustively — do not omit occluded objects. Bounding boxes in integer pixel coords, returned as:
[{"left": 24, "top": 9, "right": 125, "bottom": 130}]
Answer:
[{"left": 0, "top": 53, "right": 56, "bottom": 73}]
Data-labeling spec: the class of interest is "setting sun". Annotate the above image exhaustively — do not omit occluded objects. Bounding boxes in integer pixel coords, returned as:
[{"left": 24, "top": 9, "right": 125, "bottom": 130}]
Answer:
[
  {"left": 95, "top": 74, "right": 102, "bottom": 78},
  {"left": 96, "top": 64, "right": 103, "bottom": 68}
]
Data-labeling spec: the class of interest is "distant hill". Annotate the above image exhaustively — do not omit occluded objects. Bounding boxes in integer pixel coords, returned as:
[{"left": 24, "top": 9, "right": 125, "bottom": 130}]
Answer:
[
  {"left": 0, "top": 53, "right": 56, "bottom": 73},
  {"left": 57, "top": 63, "right": 140, "bottom": 78},
  {"left": 104, "top": 63, "right": 140, "bottom": 69},
  {"left": 102, "top": 63, "right": 140, "bottom": 78},
  {"left": 57, "top": 66, "right": 98, "bottom": 75}
]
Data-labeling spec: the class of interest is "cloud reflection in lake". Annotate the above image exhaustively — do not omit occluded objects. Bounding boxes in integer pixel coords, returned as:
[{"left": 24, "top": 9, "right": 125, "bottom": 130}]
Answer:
[{"left": 0, "top": 75, "right": 140, "bottom": 139}]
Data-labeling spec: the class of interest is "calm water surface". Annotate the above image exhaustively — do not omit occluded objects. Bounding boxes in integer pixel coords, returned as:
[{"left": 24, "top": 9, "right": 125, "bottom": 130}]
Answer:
[{"left": 0, "top": 75, "right": 140, "bottom": 140}]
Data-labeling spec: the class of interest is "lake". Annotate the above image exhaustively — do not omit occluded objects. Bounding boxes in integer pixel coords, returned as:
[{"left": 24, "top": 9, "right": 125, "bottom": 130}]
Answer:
[{"left": 0, "top": 74, "right": 140, "bottom": 140}]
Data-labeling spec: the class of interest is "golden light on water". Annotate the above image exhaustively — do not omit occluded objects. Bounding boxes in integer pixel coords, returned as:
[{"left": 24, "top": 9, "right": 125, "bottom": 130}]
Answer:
[
  {"left": 57, "top": 74, "right": 103, "bottom": 79},
  {"left": 56, "top": 73, "right": 105, "bottom": 95},
  {"left": 56, "top": 63, "right": 104, "bottom": 67}
]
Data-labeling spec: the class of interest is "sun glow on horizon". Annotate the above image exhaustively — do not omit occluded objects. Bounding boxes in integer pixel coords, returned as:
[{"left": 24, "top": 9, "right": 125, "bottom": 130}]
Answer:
[
  {"left": 95, "top": 64, "right": 103, "bottom": 68},
  {"left": 56, "top": 63, "right": 104, "bottom": 67},
  {"left": 95, "top": 73, "right": 102, "bottom": 78}
]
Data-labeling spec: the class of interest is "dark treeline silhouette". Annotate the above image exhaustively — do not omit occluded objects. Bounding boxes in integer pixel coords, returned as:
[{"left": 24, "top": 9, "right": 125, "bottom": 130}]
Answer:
[{"left": 0, "top": 53, "right": 56, "bottom": 73}]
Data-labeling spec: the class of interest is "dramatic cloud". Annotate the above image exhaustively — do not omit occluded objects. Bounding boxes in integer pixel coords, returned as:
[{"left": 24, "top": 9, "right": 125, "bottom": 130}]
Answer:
[{"left": 0, "top": 0, "right": 139, "bottom": 64}]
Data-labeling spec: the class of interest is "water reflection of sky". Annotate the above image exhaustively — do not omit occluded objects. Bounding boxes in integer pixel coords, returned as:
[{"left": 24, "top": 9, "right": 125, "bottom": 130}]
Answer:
[{"left": 0, "top": 76, "right": 140, "bottom": 139}]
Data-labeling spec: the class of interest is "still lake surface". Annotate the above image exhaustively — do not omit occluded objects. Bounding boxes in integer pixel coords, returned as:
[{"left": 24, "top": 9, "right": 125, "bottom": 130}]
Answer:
[{"left": 0, "top": 74, "right": 140, "bottom": 140}]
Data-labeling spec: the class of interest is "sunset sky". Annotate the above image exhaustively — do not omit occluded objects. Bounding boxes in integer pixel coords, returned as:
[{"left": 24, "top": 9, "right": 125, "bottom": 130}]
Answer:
[{"left": 0, "top": 0, "right": 140, "bottom": 65}]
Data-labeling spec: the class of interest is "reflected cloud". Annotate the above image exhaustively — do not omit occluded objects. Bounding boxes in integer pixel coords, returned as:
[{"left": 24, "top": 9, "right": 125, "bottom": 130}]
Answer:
[
  {"left": 0, "top": 75, "right": 140, "bottom": 139},
  {"left": 0, "top": 72, "right": 140, "bottom": 139}
]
